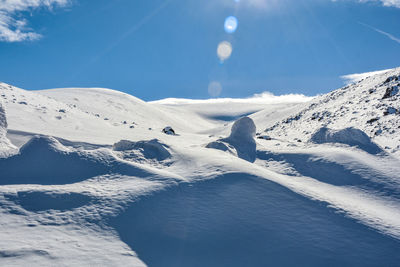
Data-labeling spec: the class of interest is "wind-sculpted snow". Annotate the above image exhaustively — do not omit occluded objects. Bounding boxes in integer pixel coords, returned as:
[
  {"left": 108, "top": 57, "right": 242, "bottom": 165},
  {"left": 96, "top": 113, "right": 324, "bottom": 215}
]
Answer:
[
  {"left": 5, "top": 191, "right": 92, "bottom": 212},
  {"left": 0, "top": 135, "right": 155, "bottom": 185},
  {"left": 113, "top": 139, "right": 172, "bottom": 166},
  {"left": 310, "top": 127, "right": 383, "bottom": 154},
  {"left": 110, "top": 174, "right": 400, "bottom": 267},
  {"left": 207, "top": 117, "right": 256, "bottom": 162},
  {"left": 1, "top": 70, "right": 400, "bottom": 266}
]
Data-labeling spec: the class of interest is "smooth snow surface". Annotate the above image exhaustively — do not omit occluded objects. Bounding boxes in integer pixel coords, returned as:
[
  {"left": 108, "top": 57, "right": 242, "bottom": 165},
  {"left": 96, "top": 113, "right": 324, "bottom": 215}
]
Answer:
[{"left": 1, "top": 68, "right": 400, "bottom": 266}]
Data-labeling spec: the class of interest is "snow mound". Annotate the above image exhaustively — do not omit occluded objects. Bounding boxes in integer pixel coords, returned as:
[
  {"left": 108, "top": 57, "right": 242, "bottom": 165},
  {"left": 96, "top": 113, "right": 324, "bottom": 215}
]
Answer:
[
  {"left": 0, "top": 135, "right": 107, "bottom": 184},
  {"left": 113, "top": 139, "right": 171, "bottom": 161},
  {"left": 206, "top": 141, "right": 231, "bottom": 152},
  {"left": 229, "top": 116, "right": 256, "bottom": 142},
  {"left": 0, "top": 135, "right": 153, "bottom": 185},
  {"left": 207, "top": 117, "right": 257, "bottom": 162},
  {"left": 310, "top": 127, "right": 382, "bottom": 154}
]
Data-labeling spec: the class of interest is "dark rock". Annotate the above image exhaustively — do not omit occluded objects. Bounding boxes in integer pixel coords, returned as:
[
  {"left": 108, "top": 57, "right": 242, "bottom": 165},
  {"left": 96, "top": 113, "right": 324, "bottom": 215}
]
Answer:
[
  {"left": 257, "top": 135, "right": 272, "bottom": 140},
  {"left": 162, "top": 126, "right": 176, "bottom": 135},
  {"left": 384, "top": 76, "right": 399, "bottom": 84},
  {"left": 384, "top": 107, "right": 397, "bottom": 116},
  {"left": 382, "top": 86, "right": 399, "bottom": 99},
  {"left": 367, "top": 118, "right": 379, "bottom": 124}
]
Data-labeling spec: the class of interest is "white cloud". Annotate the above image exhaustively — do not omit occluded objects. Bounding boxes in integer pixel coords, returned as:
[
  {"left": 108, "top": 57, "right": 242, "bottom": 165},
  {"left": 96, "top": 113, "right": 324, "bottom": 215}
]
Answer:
[
  {"left": 150, "top": 91, "right": 313, "bottom": 105},
  {"left": 359, "top": 22, "right": 400, "bottom": 45},
  {"left": 243, "top": 0, "right": 400, "bottom": 9},
  {"left": 366, "top": 0, "right": 400, "bottom": 8},
  {"left": 0, "top": 0, "right": 69, "bottom": 42},
  {"left": 332, "top": 0, "right": 400, "bottom": 8},
  {"left": 371, "top": 27, "right": 400, "bottom": 43}
]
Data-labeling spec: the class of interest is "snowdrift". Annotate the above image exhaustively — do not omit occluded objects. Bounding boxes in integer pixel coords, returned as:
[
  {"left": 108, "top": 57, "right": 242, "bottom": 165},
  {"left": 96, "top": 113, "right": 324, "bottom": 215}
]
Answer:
[
  {"left": 110, "top": 173, "right": 400, "bottom": 267},
  {"left": 0, "top": 135, "right": 154, "bottom": 185},
  {"left": 113, "top": 139, "right": 171, "bottom": 163},
  {"left": 207, "top": 117, "right": 256, "bottom": 162},
  {"left": 1, "top": 69, "right": 400, "bottom": 266},
  {"left": 310, "top": 127, "right": 382, "bottom": 154}
]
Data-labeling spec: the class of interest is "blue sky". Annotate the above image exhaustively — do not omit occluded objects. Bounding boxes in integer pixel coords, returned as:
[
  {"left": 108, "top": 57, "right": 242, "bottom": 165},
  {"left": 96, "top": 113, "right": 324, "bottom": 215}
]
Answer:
[{"left": 0, "top": 0, "right": 399, "bottom": 100}]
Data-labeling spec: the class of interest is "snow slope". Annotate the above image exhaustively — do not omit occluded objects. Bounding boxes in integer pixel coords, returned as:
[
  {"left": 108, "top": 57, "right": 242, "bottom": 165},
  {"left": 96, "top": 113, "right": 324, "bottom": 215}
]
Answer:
[
  {"left": 260, "top": 68, "right": 400, "bottom": 156},
  {"left": 0, "top": 102, "right": 7, "bottom": 148},
  {"left": 1, "top": 69, "right": 400, "bottom": 266},
  {"left": 0, "top": 100, "right": 16, "bottom": 156}
]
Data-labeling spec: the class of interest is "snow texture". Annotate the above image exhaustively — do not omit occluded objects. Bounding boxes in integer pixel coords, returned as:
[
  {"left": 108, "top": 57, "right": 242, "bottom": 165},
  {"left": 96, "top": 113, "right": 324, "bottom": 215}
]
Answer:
[
  {"left": 207, "top": 116, "right": 257, "bottom": 162},
  {"left": 310, "top": 127, "right": 382, "bottom": 154},
  {"left": 1, "top": 69, "right": 400, "bottom": 266},
  {"left": 113, "top": 139, "right": 171, "bottom": 162},
  {"left": 263, "top": 67, "right": 400, "bottom": 155},
  {"left": 0, "top": 101, "right": 15, "bottom": 155}
]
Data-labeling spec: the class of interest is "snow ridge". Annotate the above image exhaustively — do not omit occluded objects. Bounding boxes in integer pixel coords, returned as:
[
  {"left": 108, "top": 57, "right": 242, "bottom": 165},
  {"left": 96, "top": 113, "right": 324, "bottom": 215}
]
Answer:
[{"left": 264, "top": 68, "right": 400, "bottom": 154}]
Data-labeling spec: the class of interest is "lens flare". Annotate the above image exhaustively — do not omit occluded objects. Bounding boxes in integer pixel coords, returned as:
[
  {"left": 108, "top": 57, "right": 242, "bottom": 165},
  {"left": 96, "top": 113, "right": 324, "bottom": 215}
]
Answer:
[
  {"left": 224, "top": 16, "right": 238, "bottom": 34},
  {"left": 208, "top": 81, "right": 223, "bottom": 97},
  {"left": 217, "top": 41, "right": 232, "bottom": 62}
]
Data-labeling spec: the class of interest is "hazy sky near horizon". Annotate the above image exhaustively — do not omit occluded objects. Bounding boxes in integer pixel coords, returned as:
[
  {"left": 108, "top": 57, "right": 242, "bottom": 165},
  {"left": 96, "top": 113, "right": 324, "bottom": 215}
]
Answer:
[{"left": 0, "top": 0, "right": 399, "bottom": 100}]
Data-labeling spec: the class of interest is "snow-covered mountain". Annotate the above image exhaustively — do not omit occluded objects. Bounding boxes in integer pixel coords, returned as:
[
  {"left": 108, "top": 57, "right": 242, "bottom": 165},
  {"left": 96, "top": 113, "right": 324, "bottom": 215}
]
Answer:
[
  {"left": 261, "top": 67, "right": 400, "bottom": 156},
  {"left": 1, "top": 69, "right": 400, "bottom": 266}
]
